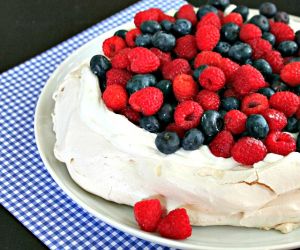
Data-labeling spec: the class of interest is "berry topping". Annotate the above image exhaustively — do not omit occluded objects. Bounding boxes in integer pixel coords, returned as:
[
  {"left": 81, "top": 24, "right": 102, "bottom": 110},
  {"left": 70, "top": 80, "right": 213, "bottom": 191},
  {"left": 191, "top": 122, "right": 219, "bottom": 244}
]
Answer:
[
  {"left": 125, "top": 28, "right": 142, "bottom": 47},
  {"left": 195, "top": 90, "right": 220, "bottom": 111},
  {"left": 140, "top": 20, "right": 161, "bottom": 34},
  {"left": 120, "top": 107, "right": 141, "bottom": 124},
  {"left": 140, "top": 116, "right": 161, "bottom": 133},
  {"left": 172, "top": 19, "right": 192, "bottom": 36},
  {"left": 152, "top": 31, "right": 176, "bottom": 52},
  {"left": 194, "top": 51, "right": 222, "bottom": 68},
  {"left": 280, "top": 62, "right": 300, "bottom": 87},
  {"left": 165, "top": 123, "right": 186, "bottom": 138},
  {"left": 221, "top": 97, "right": 240, "bottom": 111},
  {"left": 224, "top": 110, "right": 247, "bottom": 134},
  {"left": 228, "top": 42, "right": 252, "bottom": 64},
  {"left": 173, "top": 74, "right": 198, "bottom": 102},
  {"left": 232, "top": 5, "right": 249, "bottom": 21},
  {"left": 217, "top": 58, "right": 240, "bottom": 81},
  {"left": 197, "top": 5, "right": 218, "bottom": 20},
  {"left": 274, "top": 11, "right": 290, "bottom": 24},
  {"left": 207, "top": 0, "right": 230, "bottom": 11},
  {"left": 262, "top": 108, "right": 287, "bottom": 131},
  {"left": 106, "top": 68, "right": 132, "bottom": 87},
  {"left": 277, "top": 41, "right": 298, "bottom": 57},
  {"left": 222, "top": 13, "right": 243, "bottom": 27},
  {"left": 270, "top": 21, "right": 295, "bottom": 44},
  {"left": 199, "top": 66, "right": 225, "bottom": 91},
  {"left": 126, "top": 74, "right": 157, "bottom": 95},
  {"left": 155, "top": 131, "right": 181, "bottom": 154},
  {"left": 285, "top": 117, "right": 299, "bottom": 133},
  {"left": 200, "top": 110, "right": 223, "bottom": 137},
  {"left": 102, "top": 36, "right": 127, "bottom": 58},
  {"left": 246, "top": 114, "right": 269, "bottom": 139},
  {"left": 265, "top": 131, "right": 296, "bottom": 156},
  {"left": 209, "top": 130, "right": 234, "bottom": 158},
  {"left": 103, "top": 84, "right": 128, "bottom": 111},
  {"left": 247, "top": 38, "right": 272, "bottom": 60},
  {"left": 182, "top": 128, "right": 205, "bottom": 150},
  {"left": 111, "top": 48, "right": 131, "bottom": 69},
  {"left": 177, "top": 4, "right": 197, "bottom": 26},
  {"left": 162, "top": 58, "right": 191, "bottom": 81},
  {"left": 259, "top": 2, "right": 277, "bottom": 18},
  {"left": 157, "top": 103, "right": 174, "bottom": 124},
  {"left": 90, "top": 55, "right": 111, "bottom": 78},
  {"left": 269, "top": 91, "right": 300, "bottom": 117},
  {"left": 249, "top": 15, "right": 270, "bottom": 32},
  {"left": 134, "top": 8, "right": 162, "bottom": 28},
  {"left": 263, "top": 50, "right": 284, "bottom": 74},
  {"left": 197, "top": 12, "right": 221, "bottom": 30},
  {"left": 114, "top": 29, "right": 128, "bottom": 39},
  {"left": 241, "top": 93, "right": 269, "bottom": 115},
  {"left": 221, "top": 23, "right": 240, "bottom": 43},
  {"left": 196, "top": 24, "right": 220, "bottom": 51},
  {"left": 239, "top": 24, "right": 262, "bottom": 42},
  {"left": 150, "top": 48, "right": 172, "bottom": 68},
  {"left": 174, "top": 35, "right": 198, "bottom": 60}
]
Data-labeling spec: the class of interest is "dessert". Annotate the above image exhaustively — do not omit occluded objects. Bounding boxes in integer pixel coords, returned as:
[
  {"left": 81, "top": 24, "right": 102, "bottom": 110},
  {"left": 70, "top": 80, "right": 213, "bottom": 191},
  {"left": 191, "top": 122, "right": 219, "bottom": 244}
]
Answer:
[{"left": 53, "top": 0, "right": 300, "bottom": 239}]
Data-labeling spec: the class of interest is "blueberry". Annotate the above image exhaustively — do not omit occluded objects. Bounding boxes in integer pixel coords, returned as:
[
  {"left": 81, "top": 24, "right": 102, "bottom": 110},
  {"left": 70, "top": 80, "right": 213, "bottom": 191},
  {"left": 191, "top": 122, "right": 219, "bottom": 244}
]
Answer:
[
  {"left": 221, "top": 97, "right": 240, "bottom": 111},
  {"left": 160, "top": 20, "right": 173, "bottom": 32},
  {"left": 228, "top": 43, "right": 252, "bottom": 64},
  {"left": 284, "top": 117, "right": 299, "bottom": 133},
  {"left": 258, "top": 87, "right": 275, "bottom": 98},
  {"left": 172, "top": 19, "right": 192, "bottom": 36},
  {"left": 155, "top": 131, "right": 181, "bottom": 154},
  {"left": 219, "top": 110, "right": 227, "bottom": 119},
  {"left": 207, "top": 0, "right": 230, "bottom": 11},
  {"left": 274, "top": 11, "right": 289, "bottom": 24},
  {"left": 277, "top": 41, "right": 298, "bottom": 57},
  {"left": 156, "top": 80, "right": 173, "bottom": 99},
  {"left": 297, "top": 134, "right": 300, "bottom": 152},
  {"left": 268, "top": 73, "right": 280, "bottom": 84},
  {"left": 259, "top": 2, "right": 277, "bottom": 18},
  {"left": 293, "top": 86, "right": 300, "bottom": 95},
  {"left": 152, "top": 31, "right": 176, "bottom": 52},
  {"left": 221, "top": 23, "right": 240, "bottom": 43},
  {"left": 126, "top": 74, "right": 156, "bottom": 95},
  {"left": 253, "top": 59, "right": 272, "bottom": 77},
  {"left": 232, "top": 5, "right": 249, "bottom": 21},
  {"left": 288, "top": 57, "right": 300, "bottom": 63},
  {"left": 98, "top": 77, "right": 107, "bottom": 93},
  {"left": 157, "top": 104, "right": 174, "bottom": 124},
  {"left": 140, "top": 116, "right": 161, "bottom": 133},
  {"left": 201, "top": 110, "right": 223, "bottom": 137},
  {"left": 135, "top": 34, "right": 152, "bottom": 47},
  {"left": 182, "top": 129, "right": 205, "bottom": 150},
  {"left": 140, "top": 21, "right": 161, "bottom": 34},
  {"left": 214, "top": 41, "right": 231, "bottom": 56},
  {"left": 114, "top": 29, "right": 127, "bottom": 39},
  {"left": 271, "top": 81, "right": 289, "bottom": 92},
  {"left": 249, "top": 15, "right": 270, "bottom": 32},
  {"left": 262, "top": 32, "right": 276, "bottom": 46},
  {"left": 246, "top": 114, "right": 269, "bottom": 139},
  {"left": 245, "top": 58, "right": 253, "bottom": 65},
  {"left": 197, "top": 5, "right": 218, "bottom": 20},
  {"left": 193, "top": 65, "right": 208, "bottom": 80},
  {"left": 90, "top": 55, "right": 111, "bottom": 78},
  {"left": 296, "top": 31, "right": 300, "bottom": 47}
]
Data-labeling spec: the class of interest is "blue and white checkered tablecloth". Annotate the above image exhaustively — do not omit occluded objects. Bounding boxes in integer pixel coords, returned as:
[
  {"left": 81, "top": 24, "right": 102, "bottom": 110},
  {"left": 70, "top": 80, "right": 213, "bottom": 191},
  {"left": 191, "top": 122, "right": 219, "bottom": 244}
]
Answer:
[{"left": 0, "top": 0, "right": 186, "bottom": 248}]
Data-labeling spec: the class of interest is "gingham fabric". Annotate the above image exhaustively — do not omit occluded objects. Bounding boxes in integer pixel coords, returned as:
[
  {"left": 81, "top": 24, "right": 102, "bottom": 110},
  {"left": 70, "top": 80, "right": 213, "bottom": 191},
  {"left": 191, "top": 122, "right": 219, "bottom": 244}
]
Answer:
[{"left": 0, "top": 0, "right": 186, "bottom": 249}]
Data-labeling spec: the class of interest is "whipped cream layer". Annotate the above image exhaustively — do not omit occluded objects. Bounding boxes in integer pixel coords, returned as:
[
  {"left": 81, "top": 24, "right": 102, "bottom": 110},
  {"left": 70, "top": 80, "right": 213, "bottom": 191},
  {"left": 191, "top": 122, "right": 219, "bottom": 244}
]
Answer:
[{"left": 53, "top": 64, "right": 300, "bottom": 233}]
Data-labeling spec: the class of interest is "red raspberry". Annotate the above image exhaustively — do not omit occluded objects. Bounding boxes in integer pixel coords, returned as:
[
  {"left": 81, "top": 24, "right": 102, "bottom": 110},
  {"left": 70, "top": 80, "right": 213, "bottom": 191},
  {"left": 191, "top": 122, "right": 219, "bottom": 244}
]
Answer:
[
  {"left": 231, "top": 65, "right": 266, "bottom": 96},
  {"left": 128, "top": 47, "right": 160, "bottom": 73},
  {"left": 111, "top": 48, "right": 131, "bottom": 69},
  {"left": 231, "top": 137, "right": 267, "bottom": 165},
  {"left": 174, "top": 100, "right": 203, "bottom": 130},
  {"left": 134, "top": 8, "right": 163, "bottom": 28},
  {"left": 194, "top": 51, "right": 222, "bottom": 68},
  {"left": 209, "top": 130, "right": 234, "bottom": 158},
  {"left": 106, "top": 68, "right": 132, "bottom": 87},
  {"left": 174, "top": 35, "right": 198, "bottom": 60},
  {"left": 197, "top": 12, "right": 221, "bottom": 30},
  {"left": 270, "top": 22, "right": 295, "bottom": 44},
  {"left": 102, "top": 36, "right": 126, "bottom": 58},
  {"left": 177, "top": 4, "right": 197, "bottom": 26},
  {"left": 239, "top": 24, "right": 262, "bottom": 42},
  {"left": 103, "top": 84, "right": 128, "bottom": 111},
  {"left": 173, "top": 74, "right": 198, "bottom": 102},
  {"left": 162, "top": 59, "right": 191, "bottom": 81},
  {"left": 125, "top": 28, "right": 142, "bottom": 47},
  {"left": 120, "top": 107, "right": 141, "bottom": 124},
  {"left": 165, "top": 123, "right": 186, "bottom": 138},
  {"left": 158, "top": 208, "right": 192, "bottom": 240},
  {"left": 159, "top": 13, "right": 176, "bottom": 23},
  {"left": 280, "top": 62, "right": 300, "bottom": 87},
  {"left": 262, "top": 109, "right": 287, "bottom": 131},
  {"left": 223, "top": 88, "right": 240, "bottom": 98},
  {"left": 129, "top": 87, "right": 163, "bottom": 116},
  {"left": 263, "top": 50, "right": 284, "bottom": 74},
  {"left": 217, "top": 58, "right": 240, "bottom": 82},
  {"left": 150, "top": 48, "right": 171, "bottom": 69},
  {"left": 224, "top": 110, "right": 247, "bottom": 134},
  {"left": 195, "top": 90, "right": 220, "bottom": 111},
  {"left": 196, "top": 24, "right": 220, "bottom": 51},
  {"left": 199, "top": 66, "right": 225, "bottom": 91},
  {"left": 269, "top": 91, "right": 300, "bottom": 117},
  {"left": 134, "top": 199, "right": 163, "bottom": 232},
  {"left": 247, "top": 38, "right": 272, "bottom": 60},
  {"left": 222, "top": 13, "right": 243, "bottom": 26},
  {"left": 265, "top": 131, "right": 296, "bottom": 156},
  {"left": 241, "top": 93, "right": 269, "bottom": 115}
]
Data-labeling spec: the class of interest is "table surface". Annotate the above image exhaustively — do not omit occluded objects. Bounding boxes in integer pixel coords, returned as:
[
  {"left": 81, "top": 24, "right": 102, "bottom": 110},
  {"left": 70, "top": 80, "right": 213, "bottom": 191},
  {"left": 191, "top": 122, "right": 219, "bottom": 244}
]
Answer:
[{"left": 1, "top": 0, "right": 300, "bottom": 249}]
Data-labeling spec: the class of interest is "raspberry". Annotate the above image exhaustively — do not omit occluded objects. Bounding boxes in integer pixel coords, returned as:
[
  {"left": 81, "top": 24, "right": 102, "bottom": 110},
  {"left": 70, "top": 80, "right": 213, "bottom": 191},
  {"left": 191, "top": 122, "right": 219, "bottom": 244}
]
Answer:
[
  {"left": 162, "top": 59, "right": 191, "bottom": 81},
  {"left": 280, "top": 62, "right": 300, "bottom": 87},
  {"left": 174, "top": 35, "right": 198, "bottom": 60},
  {"left": 159, "top": 13, "right": 176, "bottom": 23},
  {"left": 134, "top": 8, "right": 163, "bottom": 28},
  {"left": 197, "top": 12, "right": 221, "bottom": 30},
  {"left": 217, "top": 58, "right": 240, "bottom": 82},
  {"left": 263, "top": 50, "right": 284, "bottom": 74},
  {"left": 241, "top": 93, "right": 269, "bottom": 115},
  {"left": 199, "top": 66, "right": 225, "bottom": 91},
  {"left": 231, "top": 65, "right": 266, "bottom": 96},
  {"left": 196, "top": 24, "right": 220, "bottom": 51},
  {"left": 269, "top": 91, "right": 300, "bottom": 117},
  {"left": 247, "top": 38, "right": 272, "bottom": 60},
  {"left": 134, "top": 199, "right": 163, "bottom": 232},
  {"left": 158, "top": 208, "right": 192, "bottom": 240},
  {"left": 209, "top": 130, "right": 234, "bottom": 158},
  {"left": 125, "top": 28, "right": 142, "bottom": 47},
  {"left": 270, "top": 22, "right": 295, "bottom": 44},
  {"left": 223, "top": 88, "right": 240, "bottom": 98},
  {"left": 231, "top": 137, "right": 267, "bottom": 165},
  {"left": 103, "top": 84, "right": 128, "bottom": 111},
  {"left": 194, "top": 51, "right": 222, "bottom": 68},
  {"left": 129, "top": 87, "right": 163, "bottom": 116},
  {"left": 106, "top": 68, "right": 132, "bottom": 87},
  {"left": 265, "top": 131, "right": 296, "bottom": 156},
  {"left": 128, "top": 47, "right": 160, "bottom": 73},
  {"left": 102, "top": 36, "right": 126, "bottom": 58},
  {"left": 165, "top": 123, "right": 186, "bottom": 138},
  {"left": 174, "top": 100, "right": 203, "bottom": 130},
  {"left": 173, "top": 74, "right": 198, "bottom": 102},
  {"left": 222, "top": 13, "right": 243, "bottom": 26},
  {"left": 177, "top": 4, "right": 197, "bottom": 26},
  {"left": 239, "top": 24, "right": 262, "bottom": 42},
  {"left": 195, "top": 90, "right": 220, "bottom": 111},
  {"left": 150, "top": 48, "right": 171, "bottom": 69},
  {"left": 224, "top": 110, "right": 247, "bottom": 134},
  {"left": 120, "top": 107, "right": 141, "bottom": 124},
  {"left": 262, "top": 109, "right": 287, "bottom": 131},
  {"left": 111, "top": 48, "right": 131, "bottom": 69}
]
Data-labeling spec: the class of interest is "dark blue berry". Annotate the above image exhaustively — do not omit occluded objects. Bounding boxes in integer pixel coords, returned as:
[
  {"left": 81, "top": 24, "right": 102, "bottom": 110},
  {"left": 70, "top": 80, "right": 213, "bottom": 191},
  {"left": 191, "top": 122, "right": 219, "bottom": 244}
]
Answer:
[
  {"left": 172, "top": 19, "right": 192, "bottom": 36},
  {"left": 114, "top": 29, "right": 127, "bottom": 39},
  {"left": 297, "top": 134, "right": 300, "bottom": 152},
  {"left": 271, "top": 81, "right": 289, "bottom": 92},
  {"left": 245, "top": 58, "right": 253, "bottom": 65},
  {"left": 140, "top": 21, "right": 161, "bottom": 34},
  {"left": 259, "top": 2, "right": 277, "bottom": 18},
  {"left": 219, "top": 110, "right": 227, "bottom": 119},
  {"left": 277, "top": 41, "right": 298, "bottom": 57},
  {"left": 156, "top": 80, "right": 173, "bottom": 99},
  {"left": 160, "top": 20, "right": 173, "bottom": 32},
  {"left": 197, "top": 5, "right": 218, "bottom": 20},
  {"left": 221, "top": 23, "right": 240, "bottom": 43},
  {"left": 214, "top": 41, "right": 231, "bottom": 56},
  {"left": 90, "top": 55, "right": 111, "bottom": 78},
  {"left": 221, "top": 97, "right": 240, "bottom": 111},
  {"left": 152, "top": 31, "right": 176, "bottom": 52},
  {"left": 296, "top": 31, "right": 300, "bottom": 47},
  {"left": 135, "top": 34, "right": 152, "bottom": 47},
  {"left": 268, "top": 73, "right": 280, "bottom": 84},
  {"left": 293, "top": 86, "right": 300, "bottom": 95},
  {"left": 274, "top": 11, "right": 289, "bottom": 24},
  {"left": 258, "top": 87, "right": 275, "bottom": 98},
  {"left": 249, "top": 15, "right": 270, "bottom": 32},
  {"left": 246, "top": 114, "right": 269, "bottom": 139},
  {"left": 157, "top": 104, "right": 174, "bottom": 124},
  {"left": 126, "top": 74, "right": 156, "bottom": 95},
  {"left": 155, "top": 131, "right": 181, "bottom": 154},
  {"left": 253, "top": 59, "right": 272, "bottom": 77},
  {"left": 232, "top": 5, "right": 249, "bottom": 21},
  {"left": 200, "top": 110, "right": 224, "bottom": 137},
  {"left": 228, "top": 43, "right": 252, "bottom": 64},
  {"left": 98, "top": 77, "right": 107, "bottom": 93},
  {"left": 193, "top": 65, "right": 208, "bottom": 80},
  {"left": 262, "top": 32, "right": 276, "bottom": 46},
  {"left": 140, "top": 116, "right": 160, "bottom": 133},
  {"left": 284, "top": 117, "right": 299, "bottom": 133},
  {"left": 207, "top": 0, "right": 230, "bottom": 11},
  {"left": 182, "top": 129, "right": 205, "bottom": 150}
]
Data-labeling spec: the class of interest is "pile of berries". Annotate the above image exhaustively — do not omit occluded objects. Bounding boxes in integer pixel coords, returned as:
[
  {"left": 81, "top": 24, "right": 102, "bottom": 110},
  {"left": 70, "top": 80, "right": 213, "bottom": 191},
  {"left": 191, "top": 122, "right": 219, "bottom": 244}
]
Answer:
[{"left": 90, "top": 1, "right": 300, "bottom": 167}]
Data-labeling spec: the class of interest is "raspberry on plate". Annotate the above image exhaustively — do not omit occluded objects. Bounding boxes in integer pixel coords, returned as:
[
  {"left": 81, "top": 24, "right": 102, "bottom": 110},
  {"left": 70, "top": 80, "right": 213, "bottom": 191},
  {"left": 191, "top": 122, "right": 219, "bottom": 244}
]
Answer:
[
  {"left": 239, "top": 24, "right": 262, "bottom": 42},
  {"left": 102, "top": 36, "right": 127, "bottom": 58},
  {"left": 150, "top": 48, "right": 172, "bottom": 69},
  {"left": 134, "top": 8, "right": 163, "bottom": 28},
  {"left": 262, "top": 109, "right": 287, "bottom": 131},
  {"left": 269, "top": 91, "right": 300, "bottom": 117},
  {"left": 217, "top": 58, "right": 240, "bottom": 82},
  {"left": 173, "top": 74, "right": 198, "bottom": 102},
  {"left": 241, "top": 93, "right": 269, "bottom": 115},
  {"left": 247, "top": 38, "right": 272, "bottom": 60},
  {"left": 162, "top": 58, "right": 191, "bottom": 81},
  {"left": 224, "top": 110, "right": 247, "bottom": 134},
  {"left": 199, "top": 66, "right": 225, "bottom": 91},
  {"left": 165, "top": 123, "right": 186, "bottom": 138},
  {"left": 196, "top": 24, "right": 220, "bottom": 51},
  {"left": 195, "top": 90, "right": 220, "bottom": 111},
  {"left": 103, "top": 84, "right": 128, "bottom": 111},
  {"left": 222, "top": 13, "right": 243, "bottom": 27},
  {"left": 209, "top": 130, "right": 235, "bottom": 158},
  {"left": 265, "top": 131, "right": 296, "bottom": 156},
  {"left": 197, "top": 12, "right": 221, "bottom": 30},
  {"left": 174, "top": 35, "right": 198, "bottom": 60},
  {"left": 106, "top": 68, "right": 132, "bottom": 87},
  {"left": 111, "top": 48, "right": 131, "bottom": 69},
  {"left": 194, "top": 51, "right": 222, "bottom": 68},
  {"left": 120, "top": 107, "right": 141, "bottom": 124},
  {"left": 125, "top": 28, "right": 142, "bottom": 47},
  {"left": 177, "top": 4, "right": 197, "bottom": 26},
  {"left": 280, "top": 62, "right": 300, "bottom": 87},
  {"left": 270, "top": 21, "right": 295, "bottom": 44}
]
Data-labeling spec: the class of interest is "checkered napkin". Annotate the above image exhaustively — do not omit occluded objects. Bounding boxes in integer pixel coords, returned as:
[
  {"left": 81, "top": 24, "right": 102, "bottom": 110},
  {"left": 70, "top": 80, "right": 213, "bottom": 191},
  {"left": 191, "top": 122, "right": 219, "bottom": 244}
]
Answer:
[{"left": 0, "top": 0, "right": 186, "bottom": 249}]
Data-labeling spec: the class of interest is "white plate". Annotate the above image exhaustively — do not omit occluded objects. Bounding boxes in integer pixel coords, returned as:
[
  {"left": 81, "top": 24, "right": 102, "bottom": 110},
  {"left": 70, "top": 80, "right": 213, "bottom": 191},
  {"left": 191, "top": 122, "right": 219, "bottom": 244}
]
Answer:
[{"left": 35, "top": 11, "right": 300, "bottom": 250}]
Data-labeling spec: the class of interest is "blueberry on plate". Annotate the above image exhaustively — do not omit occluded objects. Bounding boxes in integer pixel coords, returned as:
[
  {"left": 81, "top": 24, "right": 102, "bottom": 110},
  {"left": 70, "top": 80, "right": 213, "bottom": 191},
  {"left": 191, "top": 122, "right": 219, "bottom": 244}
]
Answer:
[
  {"left": 126, "top": 74, "right": 157, "bottom": 95},
  {"left": 156, "top": 80, "right": 173, "bottom": 99},
  {"left": 249, "top": 15, "right": 270, "bottom": 32},
  {"left": 182, "top": 128, "right": 205, "bottom": 150},
  {"left": 297, "top": 134, "right": 300, "bottom": 152},
  {"left": 274, "top": 11, "right": 289, "bottom": 24},
  {"left": 200, "top": 110, "right": 224, "bottom": 137},
  {"left": 262, "top": 32, "right": 276, "bottom": 46},
  {"left": 295, "top": 31, "right": 300, "bottom": 46},
  {"left": 140, "top": 116, "right": 161, "bottom": 133},
  {"left": 253, "top": 59, "right": 272, "bottom": 77},
  {"left": 155, "top": 131, "right": 181, "bottom": 154},
  {"left": 246, "top": 114, "right": 269, "bottom": 139},
  {"left": 160, "top": 20, "right": 173, "bottom": 32},
  {"left": 221, "top": 23, "right": 240, "bottom": 43},
  {"left": 293, "top": 85, "right": 300, "bottom": 95},
  {"left": 172, "top": 19, "right": 192, "bottom": 36},
  {"left": 232, "top": 5, "right": 249, "bottom": 21},
  {"left": 228, "top": 43, "right": 252, "bottom": 64},
  {"left": 268, "top": 73, "right": 280, "bottom": 84},
  {"left": 197, "top": 5, "right": 218, "bottom": 20},
  {"left": 152, "top": 31, "right": 176, "bottom": 52},
  {"left": 207, "top": 0, "right": 230, "bottom": 11},
  {"left": 258, "top": 87, "right": 275, "bottom": 98},
  {"left": 157, "top": 104, "right": 174, "bottom": 124},
  {"left": 135, "top": 34, "right": 152, "bottom": 47},
  {"left": 221, "top": 97, "right": 240, "bottom": 111},
  {"left": 284, "top": 117, "right": 299, "bottom": 133},
  {"left": 90, "top": 55, "right": 111, "bottom": 78},
  {"left": 277, "top": 41, "right": 298, "bottom": 57},
  {"left": 140, "top": 20, "right": 161, "bottom": 34},
  {"left": 244, "top": 58, "right": 253, "bottom": 65},
  {"left": 214, "top": 41, "right": 231, "bottom": 57},
  {"left": 259, "top": 2, "right": 277, "bottom": 18},
  {"left": 114, "top": 29, "right": 127, "bottom": 39},
  {"left": 193, "top": 65, "right": 208, "bottom": 80}
]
